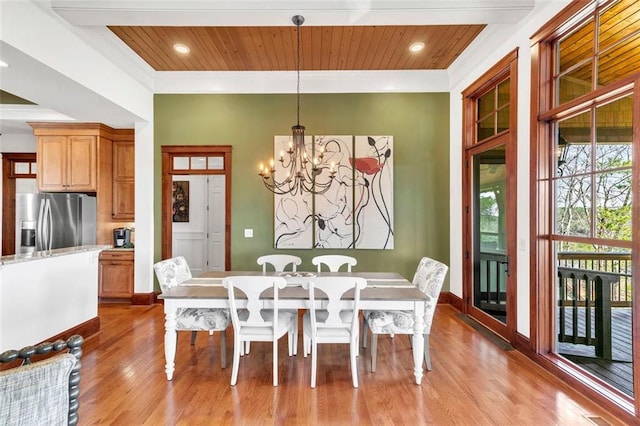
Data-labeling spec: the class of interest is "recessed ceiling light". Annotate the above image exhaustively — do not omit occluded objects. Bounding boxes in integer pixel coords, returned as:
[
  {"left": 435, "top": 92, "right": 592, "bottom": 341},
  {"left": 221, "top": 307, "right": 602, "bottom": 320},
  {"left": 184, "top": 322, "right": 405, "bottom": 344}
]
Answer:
[
  {"left": 409, "top": 42, "right": 425, "bottom": 53},
  {"left": 0, "top": 60, "right": 9, "bottom": 67},
  {"left": 173, "top": 43, "right": 190, "bottom": 54}
]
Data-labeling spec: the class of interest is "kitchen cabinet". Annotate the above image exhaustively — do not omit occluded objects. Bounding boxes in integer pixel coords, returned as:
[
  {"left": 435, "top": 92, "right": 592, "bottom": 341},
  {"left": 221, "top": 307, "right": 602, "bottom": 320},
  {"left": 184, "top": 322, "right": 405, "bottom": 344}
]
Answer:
[
  {"left": 112, "top": 140, "right": 135, "bottom": 220},
  {"left": 29, "top": 122, "right": 135, "bottom": 246},
  {"left": 99, "top": 250, "right": 134, "bottom": 300},
  {"left": 37, "top": 134, "right": 97, "bottom": 192}
]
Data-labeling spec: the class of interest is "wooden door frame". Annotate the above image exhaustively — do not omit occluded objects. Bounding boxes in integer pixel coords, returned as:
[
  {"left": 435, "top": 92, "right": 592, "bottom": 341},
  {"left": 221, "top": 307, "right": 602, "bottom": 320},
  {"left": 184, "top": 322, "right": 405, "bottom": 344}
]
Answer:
[
  {"left": 2, "top": 152, "right": 37, "bottom": 256},
  {"left": 161, "top": 146, "right": 232, "bottom": 270},
  {"left": 462, "top": 50, "right": 518, "bottom": 344}
]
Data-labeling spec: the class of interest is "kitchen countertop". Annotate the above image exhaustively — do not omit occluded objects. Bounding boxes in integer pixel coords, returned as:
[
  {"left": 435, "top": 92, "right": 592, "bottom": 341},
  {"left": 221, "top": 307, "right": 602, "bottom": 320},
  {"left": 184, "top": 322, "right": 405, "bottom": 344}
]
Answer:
[{"left": 0, "top": 245, "right": 111, "bottom": 266}]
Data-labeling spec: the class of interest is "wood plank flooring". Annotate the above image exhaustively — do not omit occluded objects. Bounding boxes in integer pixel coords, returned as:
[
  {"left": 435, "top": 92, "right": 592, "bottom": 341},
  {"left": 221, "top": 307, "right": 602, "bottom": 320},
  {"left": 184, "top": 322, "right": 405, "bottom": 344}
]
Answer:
[{"left": 77, "top": 304, "right": 627, "bottom": 425}]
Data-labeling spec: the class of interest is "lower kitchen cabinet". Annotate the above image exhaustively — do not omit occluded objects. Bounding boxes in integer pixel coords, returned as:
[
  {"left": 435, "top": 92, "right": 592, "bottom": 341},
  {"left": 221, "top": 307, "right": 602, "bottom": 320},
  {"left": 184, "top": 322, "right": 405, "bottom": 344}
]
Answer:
[{"left": 99, "top": 250, "right": 134, "bottom": 300}]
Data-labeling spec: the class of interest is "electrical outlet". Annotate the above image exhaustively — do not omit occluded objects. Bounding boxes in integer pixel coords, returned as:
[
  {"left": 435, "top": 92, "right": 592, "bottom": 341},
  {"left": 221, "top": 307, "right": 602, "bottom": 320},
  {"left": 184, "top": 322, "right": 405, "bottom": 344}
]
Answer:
[{"left": 244, "top": 229, "right": 253, "bottom": 238}]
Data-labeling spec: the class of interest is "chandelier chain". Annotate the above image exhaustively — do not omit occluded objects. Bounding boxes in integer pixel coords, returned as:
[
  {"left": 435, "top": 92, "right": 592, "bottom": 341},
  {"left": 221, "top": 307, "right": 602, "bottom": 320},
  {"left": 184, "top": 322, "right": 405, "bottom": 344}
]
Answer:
[{"left": 296, "top": 17, "right": 301, "bottom": 127}]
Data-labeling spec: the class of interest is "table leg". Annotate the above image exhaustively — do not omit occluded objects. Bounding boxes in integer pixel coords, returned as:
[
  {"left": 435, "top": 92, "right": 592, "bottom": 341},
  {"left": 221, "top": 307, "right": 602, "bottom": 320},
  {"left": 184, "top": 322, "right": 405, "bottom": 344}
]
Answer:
[
  {"left": 164, "top": 306, "right": 177, "bottom": 380},
  {"left": 412, "top": 300, "right": 425, "bottom": 385}
]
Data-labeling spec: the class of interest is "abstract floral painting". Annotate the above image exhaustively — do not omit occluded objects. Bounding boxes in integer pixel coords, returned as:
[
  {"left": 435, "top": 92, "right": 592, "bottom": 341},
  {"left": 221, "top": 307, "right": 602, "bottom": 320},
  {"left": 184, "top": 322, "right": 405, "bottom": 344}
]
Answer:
[
  {"left": 314, "top": 135, "right": 354, "bottom": 248},
  {"left": 272, "top": 134, "right": 394, "bottom": 250},
  {"left": 273, "top": 135, "right": 313, "bottom": 248},
  {"left": 352, "top": 136, "right": 394, "bottom": 249}
]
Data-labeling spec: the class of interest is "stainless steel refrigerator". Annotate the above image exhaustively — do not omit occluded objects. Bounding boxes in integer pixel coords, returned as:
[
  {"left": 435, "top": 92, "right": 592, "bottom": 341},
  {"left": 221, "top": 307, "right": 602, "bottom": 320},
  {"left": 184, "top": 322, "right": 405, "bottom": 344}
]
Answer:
[{"left": 15, "top": 193, "right": 97, "bottom": 254}]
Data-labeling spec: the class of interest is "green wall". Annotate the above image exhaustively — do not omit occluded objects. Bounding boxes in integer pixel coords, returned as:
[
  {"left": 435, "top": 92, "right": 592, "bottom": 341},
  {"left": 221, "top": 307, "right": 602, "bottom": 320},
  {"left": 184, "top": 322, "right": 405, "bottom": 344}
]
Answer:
[{"left": 154, "top": 93, "right": 450, "bottom": 287}]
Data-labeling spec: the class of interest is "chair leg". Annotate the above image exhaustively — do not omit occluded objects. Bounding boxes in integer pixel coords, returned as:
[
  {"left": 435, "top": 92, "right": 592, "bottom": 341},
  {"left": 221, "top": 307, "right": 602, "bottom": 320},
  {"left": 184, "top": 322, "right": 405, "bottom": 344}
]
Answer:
[
  {"left": 351, "top": 338, "right": 359, "bottom": 388},
  {"left": 273, "top": 339, "right": 278, "bottom": 387},
  {"left": 245, "top": 341, "right": 251, "bottom": 354},
  {"left": 231, "top": 336, "right": 241, "bottom": 386},
  {"left": 362, "top": 320, "right": 368, "bottom": 348},
  {"left": 311, "top": 340, "right": 317, "bottom": 388},
  {"left": 190, "top": 331, "right": 197, "bottom": 345},
  {"left": 303, "top": 330, "right": 309, "bottom": 358},
  {"left": 424, "top": 334, "right": 432, "bottom": 371},
  {"left": 371, "top": 334, "right": 378, "bottom": 373},
  {"left": 293, "top": 320, "right": 298, "bottom": 356},
  {"left": 220, "top": 331, "right": 227, "bottom": 369}
]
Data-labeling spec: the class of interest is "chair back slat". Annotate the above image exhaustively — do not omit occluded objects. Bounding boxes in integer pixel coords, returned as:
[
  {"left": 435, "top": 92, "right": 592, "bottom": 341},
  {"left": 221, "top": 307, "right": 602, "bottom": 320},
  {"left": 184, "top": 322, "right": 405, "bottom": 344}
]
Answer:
[
  {"left": 257, "top": 254, "right": 302, "bottom": 272},
  {"left": 223, "top": 276, "right": 288, "bottom": 330},
  {"left": 305, "top": 277, "right": 367, "bottom": 333},
  {"left": 311, "top": 255, "right": 357, "bottom": 272}
]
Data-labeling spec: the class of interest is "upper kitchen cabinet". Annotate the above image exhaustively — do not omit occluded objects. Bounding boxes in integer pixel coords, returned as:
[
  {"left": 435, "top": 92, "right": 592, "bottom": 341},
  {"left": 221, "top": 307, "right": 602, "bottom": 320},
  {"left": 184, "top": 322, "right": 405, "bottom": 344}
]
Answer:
[
  {"left": 112, "top": 139, "right": 135, "bottom": 221},
  {"left": 29, "top": 123, "right": 135, "bottom": 245},
  {"left": 36, "top": 134, "right": 97, "bottom": 192}
]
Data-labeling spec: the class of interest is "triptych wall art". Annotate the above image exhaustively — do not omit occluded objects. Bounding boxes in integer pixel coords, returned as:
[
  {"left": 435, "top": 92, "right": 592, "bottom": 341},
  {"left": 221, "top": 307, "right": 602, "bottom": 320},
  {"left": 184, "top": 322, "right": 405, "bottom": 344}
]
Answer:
[{"left": 274, "top": 135, "right": 394, "bottom": 250}]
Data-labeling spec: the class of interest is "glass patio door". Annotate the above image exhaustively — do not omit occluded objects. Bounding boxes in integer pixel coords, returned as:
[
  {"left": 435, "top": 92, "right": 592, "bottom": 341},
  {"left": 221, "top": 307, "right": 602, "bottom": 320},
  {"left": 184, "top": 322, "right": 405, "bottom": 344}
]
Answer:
[{"left": 467, "top": 141, "right": 514, "bottom": 339}]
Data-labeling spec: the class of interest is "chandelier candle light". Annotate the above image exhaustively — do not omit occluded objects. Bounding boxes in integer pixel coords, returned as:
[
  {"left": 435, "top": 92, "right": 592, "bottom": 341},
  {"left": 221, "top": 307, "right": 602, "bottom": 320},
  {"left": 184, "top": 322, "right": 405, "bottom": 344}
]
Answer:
[{"left": 258, "top": 15, "right": 336, "bottom": 195}]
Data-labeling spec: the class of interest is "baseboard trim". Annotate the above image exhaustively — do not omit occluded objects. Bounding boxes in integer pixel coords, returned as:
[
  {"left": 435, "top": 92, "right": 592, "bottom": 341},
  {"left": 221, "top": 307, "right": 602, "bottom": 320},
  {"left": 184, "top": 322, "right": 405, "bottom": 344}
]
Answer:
[
  {"left": 440, "top": 291, "right": 463, "bottom": 312},
  {"left": 41, "top": 316, "right": 100, "bottom": 345},
  {"left": 131, "top": 293, "right": 155, "bottom": 305}
]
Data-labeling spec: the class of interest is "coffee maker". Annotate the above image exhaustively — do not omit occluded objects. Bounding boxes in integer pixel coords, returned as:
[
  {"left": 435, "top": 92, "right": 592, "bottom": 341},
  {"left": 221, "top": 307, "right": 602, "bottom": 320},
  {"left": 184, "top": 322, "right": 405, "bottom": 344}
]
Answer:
[{"left": 113, "top": 228, "right": 131, "bottom": 248}]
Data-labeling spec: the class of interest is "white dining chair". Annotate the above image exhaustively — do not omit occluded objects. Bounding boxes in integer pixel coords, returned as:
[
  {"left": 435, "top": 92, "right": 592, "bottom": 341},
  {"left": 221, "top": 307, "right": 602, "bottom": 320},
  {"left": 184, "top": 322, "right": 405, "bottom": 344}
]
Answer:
[
  {"left": 153, "top": 256, "right": 231, "bottom": 368},
  {"left": 222, "top": 276, "right": 296, "bottom": 386},
  {"left": 257, "top": 254, "right": 302, "bottom": 273},
  {"left": 362, "top": 256, "right": 448, "bottom": 372},
  {"left": 254, "top": 254, "right": 303, "bottom": 356},
  {"left": 311, "top": 255, "right": 357, "bottom": 272},
  {"left": 302, "top": 276, "right": 367, "bottom": 388}
]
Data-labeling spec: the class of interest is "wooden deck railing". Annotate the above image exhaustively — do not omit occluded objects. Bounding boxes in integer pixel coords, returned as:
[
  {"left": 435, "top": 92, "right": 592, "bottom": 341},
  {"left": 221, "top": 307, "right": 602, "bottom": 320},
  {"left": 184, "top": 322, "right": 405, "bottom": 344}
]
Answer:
[
  {"left": 477, "top": 252, "right": 508, "bottom": 313},
  {"left": 557, "top": 252, "right": 632, "bottom": 306},
  {"left": 557, "top": 267, "right": 622, "bottom": 360}
]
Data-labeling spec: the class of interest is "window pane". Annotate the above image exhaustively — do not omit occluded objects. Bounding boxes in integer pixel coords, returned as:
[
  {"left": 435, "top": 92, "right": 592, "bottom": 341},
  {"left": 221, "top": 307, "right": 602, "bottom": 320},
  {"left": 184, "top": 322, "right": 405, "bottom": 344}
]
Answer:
[
  {"left": 597, "top": 32, "right": 640, "bottom": 86},
  {"left": 173, "top": 157, "right": 189, "bottom": 170},
  {"left": 496, "top": 106, "right": 509, "bottom": 134},
  {"left": 556, "top": 175, "right": 591, "bottom": 237},
  {"left": 555, "top": 242, "right": 633, "bottom": 396},
  {"left": 557, "top": 62, "right": 593, "bottom": 105},
  {"left": 558, "top": 111, "right": 592, "bottom": 176},
  {"left": 558, "top": 20, "right": 594, "bottom": 73},
  {"left": 14, "top": 163, "right": 30, "bottom": 174},
  {"left": 208, "top": 156, "right": 224, "bottom": 169},
  {"left": 497, "top": 79, "right": 510, "bottom": 108},
  {"left": 191, "top": 156, "right": 206, "bottom": 170},
  {"left": 31, "top": 162, "right": 37, "bottom": 174},
  {"left": 599, "top": 0, "right": 640, "bottom": 52},
  {"left": 595, "top": 96, "right": 632, "bottom": 172},
  {"left": 477, "top": 115, "right": 494, "bottom": 142},
  {"left": 477, "top": 87, "right": 495, "bottom": 121},
  {"left": 595, "top": 170, "right": 632, "bottom": 241}
]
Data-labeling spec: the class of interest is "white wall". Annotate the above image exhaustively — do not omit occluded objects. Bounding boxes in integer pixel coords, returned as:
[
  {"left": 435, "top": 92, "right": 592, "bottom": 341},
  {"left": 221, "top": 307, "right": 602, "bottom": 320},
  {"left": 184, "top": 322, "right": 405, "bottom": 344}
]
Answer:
[
  {"left": 1, "top": 1, "right": 156, "bottom": 295},
  {"left": 0, "top": 250, "right": 100, "bottom": 351},
  {"left": 447, "top": 1, "right": 571, "bottom": 337}
]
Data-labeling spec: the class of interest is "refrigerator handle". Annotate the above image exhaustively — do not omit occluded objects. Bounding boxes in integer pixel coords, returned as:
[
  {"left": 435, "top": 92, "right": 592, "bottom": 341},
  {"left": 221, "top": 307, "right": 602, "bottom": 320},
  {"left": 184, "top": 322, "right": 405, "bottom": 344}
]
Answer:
[
  {"left": 45, "top": 199, "right": 53, "bottom": 250},
  {"left": 36, "top": 198, "right": 46, "bottom": 251}
]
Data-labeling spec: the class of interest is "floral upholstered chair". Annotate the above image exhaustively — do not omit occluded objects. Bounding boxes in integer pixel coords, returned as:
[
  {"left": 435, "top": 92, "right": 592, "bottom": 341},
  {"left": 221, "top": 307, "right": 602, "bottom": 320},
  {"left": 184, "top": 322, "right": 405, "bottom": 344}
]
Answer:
[
  {"left": 153, "top": 256, "right": 231, "bottom": 368},
  {"left": 362, "top": 256, "right": 448, "bottom": 372}
]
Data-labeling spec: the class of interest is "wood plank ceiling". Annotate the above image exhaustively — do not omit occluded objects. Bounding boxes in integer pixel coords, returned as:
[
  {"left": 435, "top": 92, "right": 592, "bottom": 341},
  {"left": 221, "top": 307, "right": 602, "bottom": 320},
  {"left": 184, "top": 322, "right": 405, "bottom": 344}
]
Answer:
[{"left": 108, "top": 25, "right": 486, "bottom": 71}]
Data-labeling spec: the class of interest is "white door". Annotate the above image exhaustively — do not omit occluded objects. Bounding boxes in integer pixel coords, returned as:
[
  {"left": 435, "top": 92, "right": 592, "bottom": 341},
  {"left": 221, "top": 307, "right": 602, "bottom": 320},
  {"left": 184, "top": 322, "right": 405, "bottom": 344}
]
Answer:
[{"left": 172, "top": 175, "right": 225, "bottom": 275}]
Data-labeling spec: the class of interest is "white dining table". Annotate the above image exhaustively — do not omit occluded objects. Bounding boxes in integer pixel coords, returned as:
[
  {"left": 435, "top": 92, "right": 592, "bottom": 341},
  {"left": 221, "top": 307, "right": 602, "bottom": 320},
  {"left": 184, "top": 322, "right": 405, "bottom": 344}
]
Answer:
[{"left": 159, "top": 271, "right": 428, "bottom": 385}]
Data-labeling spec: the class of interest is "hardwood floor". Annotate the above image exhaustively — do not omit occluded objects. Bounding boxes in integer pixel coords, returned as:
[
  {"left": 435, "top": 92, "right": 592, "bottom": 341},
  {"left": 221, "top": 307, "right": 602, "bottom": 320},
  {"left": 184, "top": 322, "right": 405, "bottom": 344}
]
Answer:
[{"left": 78, "top": 304, "right": 626, "bottom": 425}]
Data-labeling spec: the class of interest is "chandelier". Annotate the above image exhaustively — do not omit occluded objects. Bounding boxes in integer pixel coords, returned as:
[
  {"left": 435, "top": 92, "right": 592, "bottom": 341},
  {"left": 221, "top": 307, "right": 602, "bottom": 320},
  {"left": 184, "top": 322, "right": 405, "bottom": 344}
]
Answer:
[{"left": 258, "top": 15, "right": 336, "bottom": 195}]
